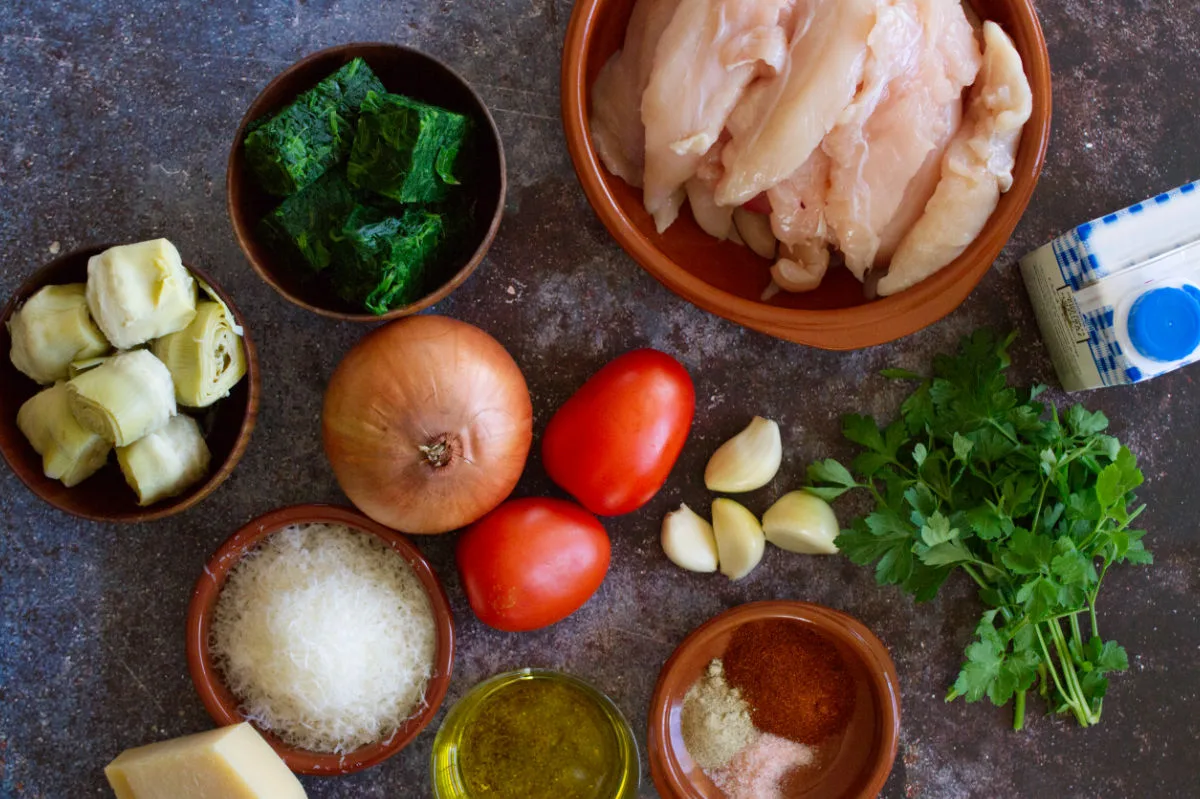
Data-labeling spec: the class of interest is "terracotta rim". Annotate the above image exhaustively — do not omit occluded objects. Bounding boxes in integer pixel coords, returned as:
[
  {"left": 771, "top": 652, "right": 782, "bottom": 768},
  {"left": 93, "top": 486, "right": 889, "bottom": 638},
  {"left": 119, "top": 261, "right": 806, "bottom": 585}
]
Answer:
[
  {"left": 560, "top": 1, "right": 1053, "bottom": 350},
  {"left": 648, "top": 601, "right": 901, "bottom": 798},
  {"left": 185, "top": 503, "right": 456, "bottom": 776},
  {"left": 0, "top": 245, "right": 260, "bottom": 523},
  {"left": 227, "top": 42, "right": 508, "bottom": 322}
]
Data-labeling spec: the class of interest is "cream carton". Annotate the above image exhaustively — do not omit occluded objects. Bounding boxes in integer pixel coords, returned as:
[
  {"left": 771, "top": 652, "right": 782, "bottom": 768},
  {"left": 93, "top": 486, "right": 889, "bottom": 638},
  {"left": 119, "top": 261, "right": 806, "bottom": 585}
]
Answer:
[{"left": 1020, "top": 181, "right": 1200, "bottom": 391}]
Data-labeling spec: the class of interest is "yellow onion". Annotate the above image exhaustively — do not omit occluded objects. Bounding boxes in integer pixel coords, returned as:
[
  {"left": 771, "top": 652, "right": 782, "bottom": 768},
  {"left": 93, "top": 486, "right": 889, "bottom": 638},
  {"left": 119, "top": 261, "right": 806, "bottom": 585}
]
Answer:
[{"left": 322, "top": 315, "right": 533, "bottom": 534}]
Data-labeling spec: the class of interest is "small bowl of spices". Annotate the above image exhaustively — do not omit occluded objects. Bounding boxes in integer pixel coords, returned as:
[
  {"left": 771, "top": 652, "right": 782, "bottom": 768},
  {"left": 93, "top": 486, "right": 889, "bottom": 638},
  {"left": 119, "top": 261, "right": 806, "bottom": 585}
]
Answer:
[
  {"left": 649, "top": 601, "right": 900, "bottom": 799},
  {"left": 186, "top": 503, "right": 455, "bottom": 775},
  {"left": 431, "top": 669, "right": 640, "bottom": 798}
]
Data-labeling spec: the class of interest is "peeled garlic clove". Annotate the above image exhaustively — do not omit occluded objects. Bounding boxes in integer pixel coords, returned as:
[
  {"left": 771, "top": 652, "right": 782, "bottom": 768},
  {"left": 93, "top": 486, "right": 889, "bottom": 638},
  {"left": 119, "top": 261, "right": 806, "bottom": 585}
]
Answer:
[
  {"left": 762, "top": 491, "right": 840, "bottom": 554},
  {"left": 712, "top": 498, "right": 766, "bottom": 581},
  {"left": 661, "top": 503, "right": 719, "bottom": 573},
  {"left": 704, "top": 416, "right": 782, "bottom": 493},
  {"left": 732, "top": 208, "right": 778, "bottom": 259}
]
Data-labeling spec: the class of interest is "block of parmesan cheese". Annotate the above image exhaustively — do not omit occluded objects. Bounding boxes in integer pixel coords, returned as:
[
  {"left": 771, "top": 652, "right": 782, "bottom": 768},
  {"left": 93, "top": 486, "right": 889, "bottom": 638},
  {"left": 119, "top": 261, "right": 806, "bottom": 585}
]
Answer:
[{"left": 104, "top": 723, "right": 306, "bottom": 799}]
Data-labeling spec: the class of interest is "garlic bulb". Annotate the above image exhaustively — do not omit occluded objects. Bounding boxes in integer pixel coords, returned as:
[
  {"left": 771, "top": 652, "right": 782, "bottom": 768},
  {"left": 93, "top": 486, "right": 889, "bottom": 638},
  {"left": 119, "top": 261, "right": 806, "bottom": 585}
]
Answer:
[
  {"left": 712, "top": 498, "right": 766, "bottom": 581},
  {"left": 762, "top": 491, "right": 840, "bottom": 554},
  {"left": 704, "top": 416, "right": 783, "bottom": 493},
  {"left": 661, "top": 503, "right": 719, "bottom": 573}
]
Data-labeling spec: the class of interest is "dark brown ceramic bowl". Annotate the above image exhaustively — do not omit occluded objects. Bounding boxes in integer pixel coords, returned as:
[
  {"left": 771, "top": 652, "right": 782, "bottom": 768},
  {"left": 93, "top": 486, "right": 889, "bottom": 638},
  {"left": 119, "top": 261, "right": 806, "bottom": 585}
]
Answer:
[
  {"left": 0, "top": 245, "right": 259, "bottom": 523},
  {"left": 649, "top": 601, "right": 901, "bottom": 799},
  {"left": 562, "top": 0, "right": 1052, "bottom": 349},
  {"left": 186, "top": 504, "right": 456, "bottom": 776},
  {"left": 228, "top": 43, "right": 507, "bottom": 322}
]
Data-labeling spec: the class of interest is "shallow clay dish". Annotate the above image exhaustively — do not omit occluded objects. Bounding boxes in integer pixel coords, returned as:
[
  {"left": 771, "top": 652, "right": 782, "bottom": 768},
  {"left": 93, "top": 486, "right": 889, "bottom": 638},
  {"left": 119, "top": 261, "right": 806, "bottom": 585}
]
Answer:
[
  {"left": 186, "top": 503, "right": 456, "bottom": 776},
  {"left": 562, "top": 0, "right": 1052, "bottom": 349},
  {"left": 649, "top": 601, "right": 900, "bottom": 798},
  {"left": 228, "top": 43, "right": 506, "bottom": 322},
  {"left": 0, "top": 245, "right": 259, "bottom": 523}
]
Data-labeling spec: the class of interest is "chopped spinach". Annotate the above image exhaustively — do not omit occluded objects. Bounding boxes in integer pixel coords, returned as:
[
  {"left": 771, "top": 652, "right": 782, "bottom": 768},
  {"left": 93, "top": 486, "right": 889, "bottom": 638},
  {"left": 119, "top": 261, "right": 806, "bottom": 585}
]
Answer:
[
  {"left": 259, "top": 167, "right": 357, "bottom": 272},
  {"left": 244, "top": 58, "right": 385, "bottom": 196},
  {"left": 347, "top": 91, "right": 469, "bottom": 204},
  {"left": 331, "top": 205, "right": 446, "bottom": 313}
]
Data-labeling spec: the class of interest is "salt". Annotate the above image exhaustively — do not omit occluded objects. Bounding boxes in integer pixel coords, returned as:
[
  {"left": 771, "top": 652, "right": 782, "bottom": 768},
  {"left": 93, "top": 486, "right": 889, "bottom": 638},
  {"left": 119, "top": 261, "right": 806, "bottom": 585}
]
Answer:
[{"left": 709, "top": 732, "right": 815, "bottom": 799}]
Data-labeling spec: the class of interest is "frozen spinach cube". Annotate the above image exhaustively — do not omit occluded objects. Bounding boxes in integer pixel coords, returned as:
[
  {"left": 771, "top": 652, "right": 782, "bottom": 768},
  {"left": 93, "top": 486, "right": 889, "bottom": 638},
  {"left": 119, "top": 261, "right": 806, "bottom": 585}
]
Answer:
[
  {"left": 347, "top": 92, "right": 469, "bottom": 204},
  {"left": 331, "top": 205, "right": 446, "bottom": 314},
  {"left": 259, "top": 167, "right": 356, "bottom": 272},
  {"left": 244, "top": 58, "right": 385, "bottom": 196}
]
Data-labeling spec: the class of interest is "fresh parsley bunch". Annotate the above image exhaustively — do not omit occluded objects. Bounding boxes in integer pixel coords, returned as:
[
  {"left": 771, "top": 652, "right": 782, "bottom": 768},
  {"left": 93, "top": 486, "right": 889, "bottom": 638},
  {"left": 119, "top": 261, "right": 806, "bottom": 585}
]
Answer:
[{"left": 808, "top": 329, "right": 1151, "bottom": 729}]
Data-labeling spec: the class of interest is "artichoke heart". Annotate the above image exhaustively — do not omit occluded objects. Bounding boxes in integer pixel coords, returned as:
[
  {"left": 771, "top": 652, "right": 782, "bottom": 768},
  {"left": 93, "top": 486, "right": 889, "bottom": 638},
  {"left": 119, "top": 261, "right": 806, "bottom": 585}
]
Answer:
[
  {"left": 8, "top": 284, "right": 109, "bottom": 384},
  {"left": 67, "top": 350, "right": 177, "bottom": 446},
  {"left": 86, "top": 239, "right": 197, "bottom": 349},
  {"left": 17, "top": 383, "right": 112, "bottom": 487},
  {"left": 117, "top": 414, "right": 211, "bottom": 506},
  {"left": 152, "top": 301, "right": 246, "bottom": 407}
]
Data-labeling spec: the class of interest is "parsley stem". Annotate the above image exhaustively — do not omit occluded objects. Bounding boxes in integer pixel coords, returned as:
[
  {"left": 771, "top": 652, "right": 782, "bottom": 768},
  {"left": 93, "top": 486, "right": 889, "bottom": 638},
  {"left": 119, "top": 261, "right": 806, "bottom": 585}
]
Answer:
[
  {"left": 1070, "top": 614, "right": 1085, "bottom": 653},
  {"left": 1030, "top": 477, "right": 1051, "bottom": 534},
  {"left": 1034, "top": 624, "right": 1070, "bottom": 707},
  {"left": 1049, "top": 620, "right": 1096, "bottom": 726},
  {"left": 987, "top": 418, "right": 1021, "bottom": 446},
  {"left": 961, "top": 563, "right": 990, "bottom": 592}
]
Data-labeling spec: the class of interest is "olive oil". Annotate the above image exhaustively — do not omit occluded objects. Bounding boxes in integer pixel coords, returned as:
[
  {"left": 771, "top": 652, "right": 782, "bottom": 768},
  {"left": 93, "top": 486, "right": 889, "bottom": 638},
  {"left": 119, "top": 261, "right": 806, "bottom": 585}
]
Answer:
[{"left": 431, "top": 670, "right": 639, "bottom": 799}]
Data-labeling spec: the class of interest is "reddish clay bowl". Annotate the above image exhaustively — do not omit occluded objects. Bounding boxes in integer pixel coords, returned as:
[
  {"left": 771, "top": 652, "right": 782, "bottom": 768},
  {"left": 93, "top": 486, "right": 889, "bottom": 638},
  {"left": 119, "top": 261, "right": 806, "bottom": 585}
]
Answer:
[
  {"left": 562, "top": 0, "right": 1052, "bottom": 349},
  {"left": 186, "top": 504, "right": 456, "bottom": 776},
  {"left": 649, "top": 601, "right": 901, "bottom": 798},
  {"left": 0, "top": 245, "right": 259, "bottom": 523},
  {"left": 228, "top": 43, "right": 507, "bottom": 322}
]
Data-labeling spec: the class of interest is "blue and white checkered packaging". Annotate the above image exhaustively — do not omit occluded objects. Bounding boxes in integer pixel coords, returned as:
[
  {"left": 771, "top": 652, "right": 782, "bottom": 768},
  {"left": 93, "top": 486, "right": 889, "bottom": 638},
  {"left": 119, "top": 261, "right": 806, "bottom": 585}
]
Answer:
[
  {"left": 1020, "top": 181, "right": 1200, "bottom": 391},
  {"left": 1049, "top": 181, "right": 1200, "bottom": 289}
]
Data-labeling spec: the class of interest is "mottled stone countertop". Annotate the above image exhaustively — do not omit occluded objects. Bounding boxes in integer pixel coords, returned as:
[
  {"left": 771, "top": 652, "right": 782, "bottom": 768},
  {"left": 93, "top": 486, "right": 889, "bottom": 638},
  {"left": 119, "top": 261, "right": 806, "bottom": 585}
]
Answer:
[{"left": 1, "top": 2, "right": 1197, "bottom": 798}]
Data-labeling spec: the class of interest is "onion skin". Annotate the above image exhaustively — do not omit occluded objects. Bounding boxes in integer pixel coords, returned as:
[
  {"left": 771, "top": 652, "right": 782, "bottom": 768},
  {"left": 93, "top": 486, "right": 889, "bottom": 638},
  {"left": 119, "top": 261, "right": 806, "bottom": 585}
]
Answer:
[{"left": 322, "top": 315, "right": 533, "bottom": 534}]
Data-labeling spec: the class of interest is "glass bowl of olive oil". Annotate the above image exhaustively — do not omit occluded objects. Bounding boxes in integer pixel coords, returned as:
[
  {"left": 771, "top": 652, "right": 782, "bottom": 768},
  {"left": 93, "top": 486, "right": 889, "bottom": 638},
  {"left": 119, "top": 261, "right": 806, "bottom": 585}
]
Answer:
[{"left": 431, "top": 669, "right": 640, "bottom": 799}]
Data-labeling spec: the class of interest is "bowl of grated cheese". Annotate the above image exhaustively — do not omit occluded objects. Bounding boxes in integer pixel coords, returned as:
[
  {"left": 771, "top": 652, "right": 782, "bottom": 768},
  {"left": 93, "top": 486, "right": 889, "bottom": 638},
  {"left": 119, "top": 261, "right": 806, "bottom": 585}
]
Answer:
[{"left": 185, "top": 503, "right": 455, "bottom": 776}]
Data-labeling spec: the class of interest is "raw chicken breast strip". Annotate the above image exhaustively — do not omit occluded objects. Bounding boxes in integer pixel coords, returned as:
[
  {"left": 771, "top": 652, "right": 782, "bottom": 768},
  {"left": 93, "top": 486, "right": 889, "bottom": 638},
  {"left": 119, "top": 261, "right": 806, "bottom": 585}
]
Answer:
[
  {"left": 823, "top": 0, "right": 981, "bottom": 280},
  {"left": 642, "top": 0, "right": 792, "bottom": 233},
  {"left": 877, "top": 21, "right": 1033, "bottom": 296},
  {"left": 765, "top": 149, "right": 832, "bottom": 293},
  {"left": 820, "top": 0, "right": 923, "bottom": 280},
  {"left": 716, "top": 0, "right": 878, "bottom": 208},
  {"left": 590, "top": 0, "right": 683, "bottom": 188},
  {"left": 873, "top": 100, "right": 961, "bottom": 264}
]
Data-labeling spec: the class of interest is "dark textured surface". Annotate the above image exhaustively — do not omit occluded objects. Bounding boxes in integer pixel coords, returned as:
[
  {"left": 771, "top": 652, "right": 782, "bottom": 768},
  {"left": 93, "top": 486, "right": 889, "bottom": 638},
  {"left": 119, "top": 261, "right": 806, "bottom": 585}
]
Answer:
[{"left": 1, "top": 2, "right": 1198, "bottom": 798}]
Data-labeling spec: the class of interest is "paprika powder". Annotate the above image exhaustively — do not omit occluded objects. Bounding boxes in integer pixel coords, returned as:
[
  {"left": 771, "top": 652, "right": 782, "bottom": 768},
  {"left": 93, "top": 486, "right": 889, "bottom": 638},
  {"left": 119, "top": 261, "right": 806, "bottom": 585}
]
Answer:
[{"left": 722, "top": 619, "right": 856, "bottom": 744}]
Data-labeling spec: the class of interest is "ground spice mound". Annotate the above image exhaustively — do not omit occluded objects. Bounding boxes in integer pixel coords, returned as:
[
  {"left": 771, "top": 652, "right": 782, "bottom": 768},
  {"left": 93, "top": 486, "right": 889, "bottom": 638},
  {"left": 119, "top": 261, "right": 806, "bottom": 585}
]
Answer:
[
  {"left": 680, "top": 659, "right": 759, "bottom": 770},
  {"left": 722, "top": 619, "right": 855, "bottom": 744}
]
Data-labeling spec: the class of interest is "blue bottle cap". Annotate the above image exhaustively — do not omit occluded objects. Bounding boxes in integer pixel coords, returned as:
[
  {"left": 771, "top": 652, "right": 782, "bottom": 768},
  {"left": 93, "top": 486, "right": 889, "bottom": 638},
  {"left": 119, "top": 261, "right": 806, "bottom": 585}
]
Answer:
[{"left": 1127, "top": 287, "right": 1200, "bottom": 362}]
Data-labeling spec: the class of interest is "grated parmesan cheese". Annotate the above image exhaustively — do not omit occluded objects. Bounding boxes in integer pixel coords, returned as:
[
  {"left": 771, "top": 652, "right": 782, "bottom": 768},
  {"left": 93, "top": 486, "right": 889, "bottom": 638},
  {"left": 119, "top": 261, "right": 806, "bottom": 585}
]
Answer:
[{"left": 209, "top": 523, "right": 437, "bottom": 754}]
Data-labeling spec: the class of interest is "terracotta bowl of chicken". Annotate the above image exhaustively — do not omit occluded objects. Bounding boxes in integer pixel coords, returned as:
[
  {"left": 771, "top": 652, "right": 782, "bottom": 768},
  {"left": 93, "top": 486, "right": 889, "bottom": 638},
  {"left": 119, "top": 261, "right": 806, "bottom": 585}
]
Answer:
[{"left": 562, "top": 0, "right": 1051, "bottom": 350}]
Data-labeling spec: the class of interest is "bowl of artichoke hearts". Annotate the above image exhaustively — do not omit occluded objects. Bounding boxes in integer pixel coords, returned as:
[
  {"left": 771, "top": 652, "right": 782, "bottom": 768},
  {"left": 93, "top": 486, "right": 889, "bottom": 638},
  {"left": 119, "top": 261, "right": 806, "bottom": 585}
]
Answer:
[{"left": 0, "top": 240, "right": 259, "bottom": 522}]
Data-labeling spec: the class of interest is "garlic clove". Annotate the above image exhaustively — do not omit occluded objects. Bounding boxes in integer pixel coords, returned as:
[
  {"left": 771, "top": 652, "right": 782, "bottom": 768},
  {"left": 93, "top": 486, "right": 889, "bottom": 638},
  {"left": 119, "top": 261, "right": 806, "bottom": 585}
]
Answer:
[
  {"left": 762, "top": 490, "right": 840, "bottom": 554},
  {"left": 704, "top": 416, "right": 783, "bottom": 493},
  {"left": 712, "top": 498, "right": 766, "bottom": 581},
  {"left": 661, "top": 503, "right": 720, "bottom": 573}
]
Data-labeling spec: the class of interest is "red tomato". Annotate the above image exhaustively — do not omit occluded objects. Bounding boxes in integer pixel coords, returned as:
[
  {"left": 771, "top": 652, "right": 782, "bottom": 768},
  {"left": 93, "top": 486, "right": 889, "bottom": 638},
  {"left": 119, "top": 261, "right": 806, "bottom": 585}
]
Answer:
[
  {"left": 542, "top": 349, "right": 694, "bottom": 516},
  {"left": 742, "top": 193, "right": 772, "bottom": 215},
  {"left": 456, "top": 498, "right": 611, "bottom": 632}
]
